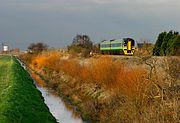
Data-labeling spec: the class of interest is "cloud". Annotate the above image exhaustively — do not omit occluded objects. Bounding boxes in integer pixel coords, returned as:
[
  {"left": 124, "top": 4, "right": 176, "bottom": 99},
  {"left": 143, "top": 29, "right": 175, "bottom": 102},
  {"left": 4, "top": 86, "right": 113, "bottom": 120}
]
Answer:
[
  {"left": 0, "top": 0, "right": 179, "bottom": 49},
  {"left": 1, "top": 0, "right": 179, "bottom": 14}
]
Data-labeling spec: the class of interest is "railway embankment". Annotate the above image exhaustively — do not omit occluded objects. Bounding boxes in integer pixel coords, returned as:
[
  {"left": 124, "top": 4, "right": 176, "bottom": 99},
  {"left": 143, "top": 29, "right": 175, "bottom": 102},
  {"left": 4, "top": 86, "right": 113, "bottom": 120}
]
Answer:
[
  {"left": 20, "top": 52, "right": 180, "bottom": 123},
  {"left": 0, "top": 56, "right": 56, "bottom": 123}
]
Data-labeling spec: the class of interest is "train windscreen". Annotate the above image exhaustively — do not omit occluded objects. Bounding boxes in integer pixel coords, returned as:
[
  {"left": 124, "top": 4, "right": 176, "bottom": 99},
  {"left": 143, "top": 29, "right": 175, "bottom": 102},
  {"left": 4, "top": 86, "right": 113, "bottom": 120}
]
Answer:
[{"left": 123, "top": 38, "right": 135, "bottom": 46}]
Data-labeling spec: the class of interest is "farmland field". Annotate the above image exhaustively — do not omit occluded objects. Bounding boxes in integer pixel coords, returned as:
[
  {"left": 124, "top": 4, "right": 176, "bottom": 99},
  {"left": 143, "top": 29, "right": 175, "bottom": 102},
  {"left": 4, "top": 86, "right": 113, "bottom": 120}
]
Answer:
[{"left": 0, "top": 56, "right": 56, "bottom": 123}]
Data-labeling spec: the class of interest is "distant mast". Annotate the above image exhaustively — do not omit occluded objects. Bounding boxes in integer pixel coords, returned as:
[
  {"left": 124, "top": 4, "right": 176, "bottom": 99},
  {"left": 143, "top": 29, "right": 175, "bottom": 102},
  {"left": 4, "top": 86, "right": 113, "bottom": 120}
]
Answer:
[{"left": 1, "top": 43, "right": 3, "bottom": 52}]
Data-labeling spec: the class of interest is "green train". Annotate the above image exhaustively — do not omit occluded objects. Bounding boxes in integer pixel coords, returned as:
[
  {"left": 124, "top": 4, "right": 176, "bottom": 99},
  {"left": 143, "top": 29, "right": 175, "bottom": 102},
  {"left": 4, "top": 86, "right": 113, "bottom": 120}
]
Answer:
[{"left": 100, "top": 38, "right": 136, "bottom": 55}]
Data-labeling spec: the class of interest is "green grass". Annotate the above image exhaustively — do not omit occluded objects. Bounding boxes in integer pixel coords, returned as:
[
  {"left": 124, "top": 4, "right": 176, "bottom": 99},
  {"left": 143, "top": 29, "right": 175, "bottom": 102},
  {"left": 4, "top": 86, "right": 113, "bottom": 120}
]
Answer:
[{"left": 0, "top": 56, "right": 57, "bottom": 123}]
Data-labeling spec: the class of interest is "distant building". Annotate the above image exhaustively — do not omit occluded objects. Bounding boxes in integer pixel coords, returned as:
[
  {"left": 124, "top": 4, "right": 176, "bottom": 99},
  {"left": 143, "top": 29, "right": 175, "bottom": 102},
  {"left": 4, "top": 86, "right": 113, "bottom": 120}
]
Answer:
[{"left": 3, "top": 45, "right": 9, "bottom": 52}]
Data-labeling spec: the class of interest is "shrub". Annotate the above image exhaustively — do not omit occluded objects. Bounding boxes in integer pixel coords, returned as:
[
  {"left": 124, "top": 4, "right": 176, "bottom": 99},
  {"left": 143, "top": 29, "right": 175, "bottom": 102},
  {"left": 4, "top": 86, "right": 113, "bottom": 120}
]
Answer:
[
  {"left": 31, "top": 54, "right": 148, "bottom": 96},
  {"left": 31, "top": 51, "right": 61, "bottom": 73}
]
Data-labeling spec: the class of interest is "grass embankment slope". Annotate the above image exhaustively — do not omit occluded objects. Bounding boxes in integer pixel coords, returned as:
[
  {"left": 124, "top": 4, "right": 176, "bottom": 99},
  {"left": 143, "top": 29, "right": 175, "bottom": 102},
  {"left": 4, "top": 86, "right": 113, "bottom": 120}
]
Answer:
[{"left": 0, "top": 56, "right": 56, "bottom": 123}]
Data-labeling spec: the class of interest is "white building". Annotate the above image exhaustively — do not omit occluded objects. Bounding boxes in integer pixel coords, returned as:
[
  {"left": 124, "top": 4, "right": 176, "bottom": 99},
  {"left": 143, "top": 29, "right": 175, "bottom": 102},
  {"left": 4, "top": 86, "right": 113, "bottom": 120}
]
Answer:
[{"left": 3, "top": 45, "right": 9, "bottom": 52}]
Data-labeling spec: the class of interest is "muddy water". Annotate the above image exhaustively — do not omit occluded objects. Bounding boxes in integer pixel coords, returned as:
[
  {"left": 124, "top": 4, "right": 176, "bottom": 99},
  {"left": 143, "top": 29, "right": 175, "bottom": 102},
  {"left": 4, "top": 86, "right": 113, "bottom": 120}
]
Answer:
[{"left": 17, "top": 58, "right": 84, "bottom": 123}]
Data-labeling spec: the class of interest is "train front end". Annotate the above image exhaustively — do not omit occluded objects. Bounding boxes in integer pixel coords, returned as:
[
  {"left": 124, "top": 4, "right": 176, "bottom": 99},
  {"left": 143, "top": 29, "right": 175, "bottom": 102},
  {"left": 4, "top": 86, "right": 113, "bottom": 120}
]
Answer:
[{"left": 123, "top": 38, "right": 136, "bottom": 55}]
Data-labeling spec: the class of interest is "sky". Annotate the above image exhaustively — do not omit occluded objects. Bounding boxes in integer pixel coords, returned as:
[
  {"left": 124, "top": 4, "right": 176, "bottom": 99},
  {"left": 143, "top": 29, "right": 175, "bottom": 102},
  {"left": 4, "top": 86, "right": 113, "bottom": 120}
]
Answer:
[{"left": 0, "top": 0, "right": 180, "bottom": 50}]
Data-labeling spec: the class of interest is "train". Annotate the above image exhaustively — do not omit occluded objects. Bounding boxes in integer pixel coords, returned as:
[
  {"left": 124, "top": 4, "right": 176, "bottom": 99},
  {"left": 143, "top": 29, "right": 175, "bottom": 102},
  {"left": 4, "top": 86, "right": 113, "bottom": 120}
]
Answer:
[{"left": 100, "top": 38, "right": 136, "bottom": 55}]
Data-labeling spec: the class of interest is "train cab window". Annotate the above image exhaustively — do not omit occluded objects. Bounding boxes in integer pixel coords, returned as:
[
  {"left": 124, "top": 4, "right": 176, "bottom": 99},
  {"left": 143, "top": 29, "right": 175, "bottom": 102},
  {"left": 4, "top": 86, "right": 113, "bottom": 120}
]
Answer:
[
  {"left": 124, "top": 41, "right": 127, "bottom": 46},
  {"left": 123, "top": 38, "right": 135, "bottom": 46}
]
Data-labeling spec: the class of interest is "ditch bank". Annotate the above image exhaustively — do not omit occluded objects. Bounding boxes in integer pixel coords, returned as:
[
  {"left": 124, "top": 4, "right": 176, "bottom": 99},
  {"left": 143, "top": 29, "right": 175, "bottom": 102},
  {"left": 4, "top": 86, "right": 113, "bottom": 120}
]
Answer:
[
  {"left": 27, "top": 70, "right": 107, "bottom": 123},
  {"left": 19, "top": 57, "right": 110, "bottom": 122},
  {"left": 0, "top": 56, "right": 56, "bottom": 123},
  {"left": 17, "top": 57, "right": 86, "bottom": 123}
]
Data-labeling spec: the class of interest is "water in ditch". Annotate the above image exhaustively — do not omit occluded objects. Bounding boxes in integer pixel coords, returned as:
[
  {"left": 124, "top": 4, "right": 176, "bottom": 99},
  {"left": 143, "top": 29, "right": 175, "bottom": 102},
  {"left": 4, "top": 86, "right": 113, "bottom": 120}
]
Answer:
[
  {"left": 36, "top": 85, "right": 84, "bottom": 123},
  {"left": 17, "top": 58, "right": 85, "bottom": 123}
]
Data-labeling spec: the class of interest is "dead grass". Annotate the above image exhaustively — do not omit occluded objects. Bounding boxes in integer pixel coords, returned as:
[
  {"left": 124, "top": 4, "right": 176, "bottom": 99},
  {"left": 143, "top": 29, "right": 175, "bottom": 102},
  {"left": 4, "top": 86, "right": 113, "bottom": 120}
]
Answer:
[
  {"left": 20, "top": 51, "right": 180, "bottom": 123},
  {"left": 30, "top": 53, "right": 148, "bottom": 97}
]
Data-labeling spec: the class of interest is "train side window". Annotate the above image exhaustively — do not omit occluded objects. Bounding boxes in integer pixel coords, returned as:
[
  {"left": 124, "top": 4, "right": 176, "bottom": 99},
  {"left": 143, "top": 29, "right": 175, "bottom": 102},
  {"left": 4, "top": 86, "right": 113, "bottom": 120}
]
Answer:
[
  {"left": 101, "top": 44, "right": 110, "bottom": 48},
  {"left": 111, "top": 43, "right": 122, "bottom": 47}
]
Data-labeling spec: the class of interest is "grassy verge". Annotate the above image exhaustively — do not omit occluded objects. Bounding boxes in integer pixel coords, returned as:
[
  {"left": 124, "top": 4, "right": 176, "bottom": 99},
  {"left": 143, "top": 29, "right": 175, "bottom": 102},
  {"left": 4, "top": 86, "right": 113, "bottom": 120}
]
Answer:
[{"left": 0, "top": 56, "right": 56, "bottom": 123}]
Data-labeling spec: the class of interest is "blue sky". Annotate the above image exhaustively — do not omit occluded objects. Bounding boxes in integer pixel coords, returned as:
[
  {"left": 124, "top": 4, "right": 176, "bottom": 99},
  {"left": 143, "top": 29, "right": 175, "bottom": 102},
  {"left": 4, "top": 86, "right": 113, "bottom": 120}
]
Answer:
[{"left": 0, "top": 0, "right": 180, "bottom": 50}]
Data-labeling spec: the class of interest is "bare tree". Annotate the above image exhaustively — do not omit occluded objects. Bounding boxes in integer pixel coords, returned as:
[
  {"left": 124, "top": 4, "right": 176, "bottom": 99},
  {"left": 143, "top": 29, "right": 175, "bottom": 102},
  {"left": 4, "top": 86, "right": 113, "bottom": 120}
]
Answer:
[
  {"left": 72, "top": 34, "right": 93, "bottom": 48},
  {"left": 28, "top": 42, "right": 48, "bottom": 53}
]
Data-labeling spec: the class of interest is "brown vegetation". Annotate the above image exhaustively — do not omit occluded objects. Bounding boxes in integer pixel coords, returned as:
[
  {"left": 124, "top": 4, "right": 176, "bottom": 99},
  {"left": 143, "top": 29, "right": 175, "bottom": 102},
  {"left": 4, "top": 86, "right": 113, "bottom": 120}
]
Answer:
[
  {"left": 30, "top": 53, "right": 147, "bottom": 96},
  {"left": 20, "top": 51, "right": 180, "bottom": 123}
]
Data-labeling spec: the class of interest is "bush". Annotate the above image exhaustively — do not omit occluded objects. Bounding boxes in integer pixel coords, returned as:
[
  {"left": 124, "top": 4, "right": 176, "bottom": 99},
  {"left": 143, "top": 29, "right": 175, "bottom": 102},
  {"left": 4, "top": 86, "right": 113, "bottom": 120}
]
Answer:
[
  {"left": 68, "top": 34, "right": 93, "bottom": 57},
  {"left": 153, "top": 31, "right": 180, "bottom": 56},
  {"left": 68, "top": 45, "right": 91, "bottom": 57},
  {"left": 28, "top": 42, "right": 48, "bottom": 53}
]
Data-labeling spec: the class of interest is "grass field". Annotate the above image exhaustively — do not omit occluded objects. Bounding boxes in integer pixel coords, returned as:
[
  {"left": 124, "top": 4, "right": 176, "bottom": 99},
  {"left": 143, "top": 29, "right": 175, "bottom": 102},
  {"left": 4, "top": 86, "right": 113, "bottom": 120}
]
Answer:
[{"left": 0, "top": 56, "right": 56, "bottom": 123}]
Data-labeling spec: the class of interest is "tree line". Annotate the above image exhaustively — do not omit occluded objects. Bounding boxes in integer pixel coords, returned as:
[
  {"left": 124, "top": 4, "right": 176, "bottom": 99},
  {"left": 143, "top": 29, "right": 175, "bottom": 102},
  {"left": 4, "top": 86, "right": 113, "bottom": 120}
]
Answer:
[
  {"left": 27, "top": 31, "right": 180, "bottom": 56},
  {"left": 153, "top": 30, "right": 180, "bottom": 56}
]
